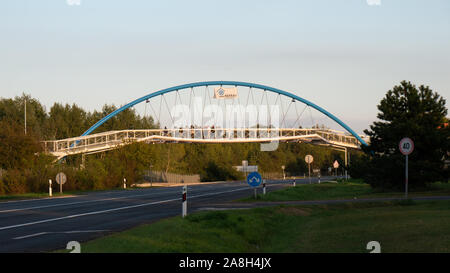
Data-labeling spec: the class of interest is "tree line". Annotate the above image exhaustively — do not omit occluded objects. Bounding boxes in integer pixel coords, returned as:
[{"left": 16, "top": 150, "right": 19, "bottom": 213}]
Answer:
[
  {"left": 0, "top": 94, "right": 349, "bottom": 195},
  {"left": 3, "top": 80, "right": 445, "bottom": 195},
  {"left": 0, "top": 94, "right": 157, "bottom": 141}
]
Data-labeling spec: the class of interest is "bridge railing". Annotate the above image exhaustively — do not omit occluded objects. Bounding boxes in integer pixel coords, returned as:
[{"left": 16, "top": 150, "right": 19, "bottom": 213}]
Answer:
[{"left": 41, "top": 128, "right": 364, "bottom": 156}]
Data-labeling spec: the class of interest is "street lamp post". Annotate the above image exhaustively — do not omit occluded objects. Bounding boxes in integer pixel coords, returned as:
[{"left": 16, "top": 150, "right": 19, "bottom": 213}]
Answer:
[{"left": 24, "top": 97, "right": 27, "bottom": 135}]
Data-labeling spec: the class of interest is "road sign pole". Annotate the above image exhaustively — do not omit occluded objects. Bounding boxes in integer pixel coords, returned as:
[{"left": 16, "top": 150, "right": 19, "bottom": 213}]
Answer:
[
  {"left": 405, "top": 154, "right": 408, "bottom": 199},
  {"left": 49, "top": 179, "right": 52, "bottom": 197},
  {"left": 182, "top": 186, "right": 187, "bottom": 218},
  {"left": 305, "top": 155, "right": 313, "bottom": 184},
  {"left": 254, "top": 188, "right": 257, "bottom": 199},
  {"left": 24, "top": 97, "right": 27, "bottom": 135},
  {"left": 308, "top": 163, "right": 311, "bottom": 184},
  {"left": 56, "top": 173, "right": 62, "bottom": 194}
]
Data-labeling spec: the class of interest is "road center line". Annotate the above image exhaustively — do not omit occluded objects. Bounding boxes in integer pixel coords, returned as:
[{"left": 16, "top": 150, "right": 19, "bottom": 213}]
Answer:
[
  {"left": 0, "top": 183, "right": 247, "bottom": 213},
  {"left": 0, "top": 189, "right": 182, "bottom": 213},
  {"left": 0, "top": 179, "right": 291, "bottom": 214},
  {"left": 13, "top": 230, "right": 110, "bottom": 240}
]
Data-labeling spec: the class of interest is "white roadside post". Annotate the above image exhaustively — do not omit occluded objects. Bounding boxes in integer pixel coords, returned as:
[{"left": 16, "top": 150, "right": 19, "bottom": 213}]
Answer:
[
  {"left": 182, "top": 186, "right": 187, "bottom": 218},
  {"left": 49, "top": 179, "right": 52, "bottom": 197},
  {"left": 399, "top": 138, "right": 414, "bottom": 199},
  {"left": 263, "top": 179, "right": 266, "bottom": 195},
  {"left": 293, "top": 177, "right": 296, "bottom": 187},
  {"left": 123, "top": 178, "right": 126, "bottom": 189}
]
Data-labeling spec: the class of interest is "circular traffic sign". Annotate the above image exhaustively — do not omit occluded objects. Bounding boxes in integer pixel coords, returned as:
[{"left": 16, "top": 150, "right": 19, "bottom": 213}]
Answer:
[
  {"left": 56, "top": 172, "right": 67, "bottom": 185},
  {"left": 247, "top": 172, "right": 262, "bottom": 188},
  {"left": 305, "top": 155, "right": 313, "bottom": 164},
  {"left": 399, "top": 138, "right": 414, "bottom": 155}
]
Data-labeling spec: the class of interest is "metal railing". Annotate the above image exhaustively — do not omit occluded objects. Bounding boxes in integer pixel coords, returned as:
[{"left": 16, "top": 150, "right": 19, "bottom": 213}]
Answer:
[{"left": 42, "top": 128, "right": 367, "bottom": 159}]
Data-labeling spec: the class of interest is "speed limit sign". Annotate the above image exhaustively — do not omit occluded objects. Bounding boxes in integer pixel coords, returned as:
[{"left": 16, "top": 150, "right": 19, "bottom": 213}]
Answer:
[
  {"left": 399, "top": 137, "right": 414, "bottom": 199},
  {"left": 399, "top": 138, "right": 414, "bottom": 155}
]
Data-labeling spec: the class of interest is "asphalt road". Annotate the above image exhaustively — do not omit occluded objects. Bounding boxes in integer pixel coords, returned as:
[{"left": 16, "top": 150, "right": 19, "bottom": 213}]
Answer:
[{"left": 0, "top": 177, "right": 326, "bottom": 253}]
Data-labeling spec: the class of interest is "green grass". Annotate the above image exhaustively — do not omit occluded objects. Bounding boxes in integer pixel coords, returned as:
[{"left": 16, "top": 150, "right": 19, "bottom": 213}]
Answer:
[
  {"left": 70, "top": 200, "right": 450, "bottom": 253},
  {"left": 239, "top": 180, "right": 450, "bottom": 202},
  {"left": 0, "top": 192, "right": 71, "bottom": 202}
]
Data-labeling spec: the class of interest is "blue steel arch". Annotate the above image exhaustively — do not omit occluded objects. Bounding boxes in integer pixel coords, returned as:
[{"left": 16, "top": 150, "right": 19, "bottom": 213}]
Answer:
[{"left": 82, "top": 81, "right": 368, "bottom": 146}]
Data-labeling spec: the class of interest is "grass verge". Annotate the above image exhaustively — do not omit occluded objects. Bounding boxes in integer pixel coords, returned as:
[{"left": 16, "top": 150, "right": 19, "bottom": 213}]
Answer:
[
  {"left": 67, "top": 200, "right": 450, "bottom": 253},
  {"left": 0, "top": 192, "right": 72, "bottom": 202},
  {"left": 239, "top": 180, "right": 450, "bottom": 202}
]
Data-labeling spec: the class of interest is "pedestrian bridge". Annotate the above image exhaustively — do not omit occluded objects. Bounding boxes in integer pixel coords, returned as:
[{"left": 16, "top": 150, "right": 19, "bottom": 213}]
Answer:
[
  {"left": 42, "top": 128, "right": 368, "bottom": 159},
  {"left": 41, "top": 81, "right": 369, "bottom": 159}
]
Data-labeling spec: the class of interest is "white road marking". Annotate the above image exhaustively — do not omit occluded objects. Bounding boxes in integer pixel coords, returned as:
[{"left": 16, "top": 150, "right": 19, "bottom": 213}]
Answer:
[
  {"left": 0, "top": 183, "right": 251, "bottom": 213},
  {"left": 0, "top": 186, "right": 249, "bottom": 232},
  {"left": 13, "top": 230, "right": 109, "bottom": 240},
  {"left": 0, "top": 195, "right": 78, "bottom": 205},
  {"left": 13, "top": 232, "right": 48, "bottom": 240},
  {"left": 0, "top": 189, "right": 181, "bottom": 213}
]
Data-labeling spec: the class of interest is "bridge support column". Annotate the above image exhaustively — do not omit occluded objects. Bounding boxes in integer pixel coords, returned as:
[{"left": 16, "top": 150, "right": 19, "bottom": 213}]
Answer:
[
  {"left": 81, "top": 154, "right": 86, "bottom": 170},
  {"left": 345, "top": 148, "right": 348, "bottom": 181}
]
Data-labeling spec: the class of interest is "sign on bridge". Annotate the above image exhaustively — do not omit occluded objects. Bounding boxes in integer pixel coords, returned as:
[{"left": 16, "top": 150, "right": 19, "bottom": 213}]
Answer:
[{"left": 213, "top": 86, "right": 238, "bottom": 99}]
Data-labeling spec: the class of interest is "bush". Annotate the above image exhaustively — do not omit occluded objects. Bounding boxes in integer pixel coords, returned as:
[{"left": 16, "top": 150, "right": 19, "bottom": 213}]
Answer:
[
  {"left": 2, "top": 169, "right": 28, "bottom": 194},
  {"left": 201, "top": 161, "right": 243, "bottom": 182},
  {"left": 0, "top": 178, "right": 5, "bottom": 195}
]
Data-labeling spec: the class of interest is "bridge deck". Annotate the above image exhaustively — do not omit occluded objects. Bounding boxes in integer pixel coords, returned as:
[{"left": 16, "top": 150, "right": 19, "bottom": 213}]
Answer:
[{"left": 42, "top": 128, "right": 368, "bottom": 159}]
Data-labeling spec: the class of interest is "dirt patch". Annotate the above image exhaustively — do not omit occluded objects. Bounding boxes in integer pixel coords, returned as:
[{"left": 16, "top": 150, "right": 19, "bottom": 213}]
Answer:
[{"left": 277, "top": 207, "right": 311, "bottom": 216}]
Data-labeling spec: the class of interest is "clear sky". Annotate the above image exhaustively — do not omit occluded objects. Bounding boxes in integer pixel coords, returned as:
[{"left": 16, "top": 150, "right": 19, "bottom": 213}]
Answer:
[{"left": 0, "top": 0, "right": 449, "bottom": 133}]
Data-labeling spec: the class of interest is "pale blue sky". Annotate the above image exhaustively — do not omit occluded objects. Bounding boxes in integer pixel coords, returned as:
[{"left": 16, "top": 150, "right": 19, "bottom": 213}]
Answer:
[{"left": 1, "top": 0, "right": 449, "bottom": 133}]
